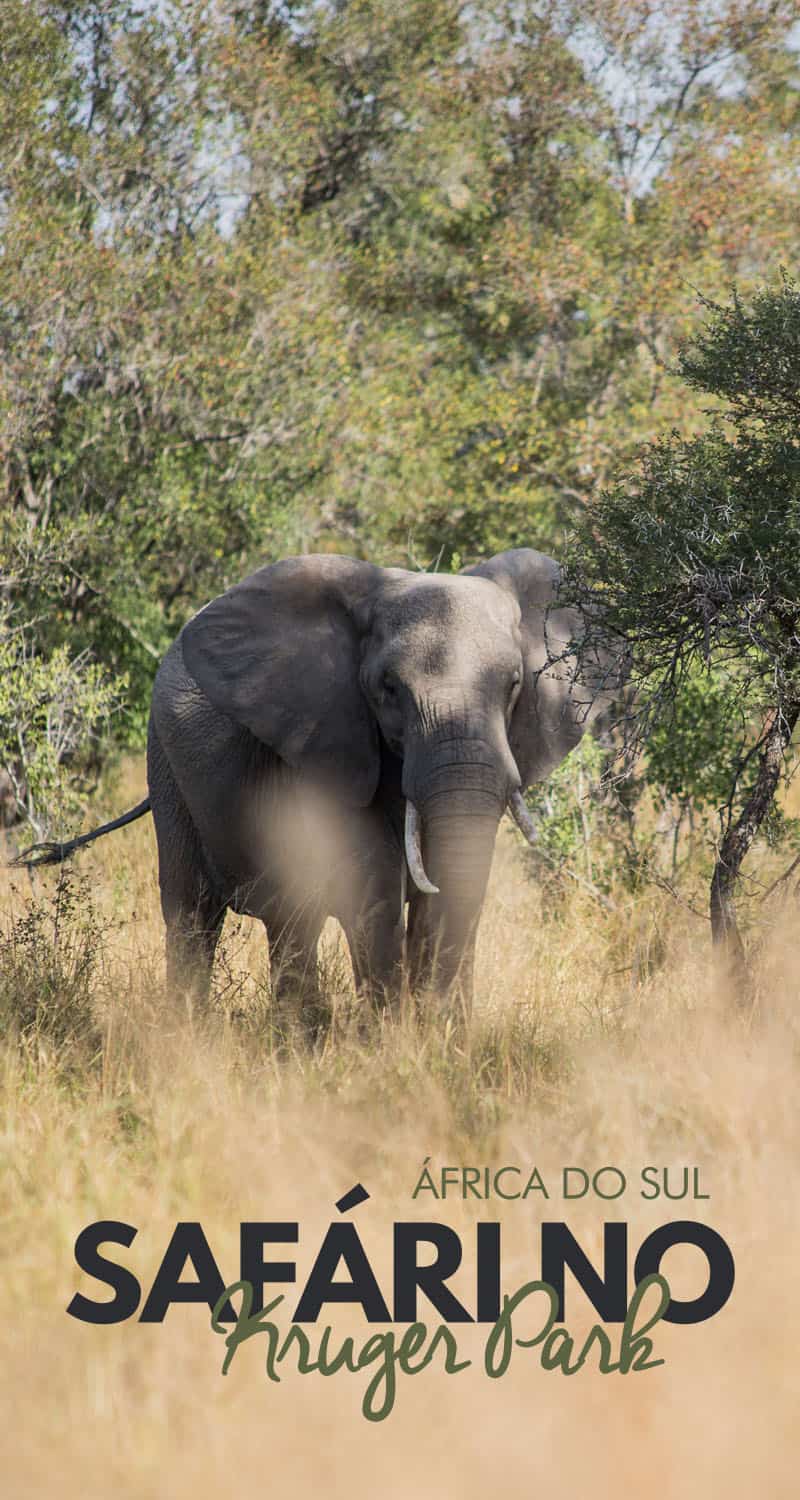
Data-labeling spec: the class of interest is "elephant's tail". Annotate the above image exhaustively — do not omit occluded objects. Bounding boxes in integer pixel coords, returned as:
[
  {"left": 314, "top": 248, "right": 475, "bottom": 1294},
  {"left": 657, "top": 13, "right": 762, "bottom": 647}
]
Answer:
[{"left": 9, "top": 798, "right": 152, "bottom": 870}]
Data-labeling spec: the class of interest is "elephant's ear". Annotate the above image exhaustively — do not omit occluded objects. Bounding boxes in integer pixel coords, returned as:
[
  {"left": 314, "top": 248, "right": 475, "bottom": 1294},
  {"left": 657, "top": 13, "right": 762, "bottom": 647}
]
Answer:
[
  {"left": 181, "top": 555, "right": 382, "bottom": 806},
  {"left": 465, "top": 547, "right": 608, "bottom": 786}
]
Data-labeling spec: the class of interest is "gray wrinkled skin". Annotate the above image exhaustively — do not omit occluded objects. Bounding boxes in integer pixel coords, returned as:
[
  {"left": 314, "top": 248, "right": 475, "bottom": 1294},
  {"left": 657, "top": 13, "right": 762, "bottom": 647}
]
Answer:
[{"left": 148, "top": 548, "right": 616, "bottom": 1016}]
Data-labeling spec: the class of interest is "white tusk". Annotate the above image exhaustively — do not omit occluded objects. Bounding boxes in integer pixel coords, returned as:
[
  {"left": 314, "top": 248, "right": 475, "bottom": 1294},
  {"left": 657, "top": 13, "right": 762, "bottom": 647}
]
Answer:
[
  {"left": 404, "top": 800, "right": 439, "bottom": 895},
  {"left": 508, "top": 789, "right": 538, "bottom": 846}
]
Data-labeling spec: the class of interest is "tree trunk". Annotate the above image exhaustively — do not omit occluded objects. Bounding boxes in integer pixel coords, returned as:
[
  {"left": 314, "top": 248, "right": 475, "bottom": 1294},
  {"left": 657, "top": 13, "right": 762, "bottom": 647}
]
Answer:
[{"left": 709, "top": 699, "right": 800, "bottom": 996}]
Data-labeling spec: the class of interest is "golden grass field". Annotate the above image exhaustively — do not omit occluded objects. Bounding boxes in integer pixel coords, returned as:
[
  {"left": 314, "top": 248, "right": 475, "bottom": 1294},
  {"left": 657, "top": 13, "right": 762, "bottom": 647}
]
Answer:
[{"left": 1, "top": 760, "right": 798, "bottom": 1497}]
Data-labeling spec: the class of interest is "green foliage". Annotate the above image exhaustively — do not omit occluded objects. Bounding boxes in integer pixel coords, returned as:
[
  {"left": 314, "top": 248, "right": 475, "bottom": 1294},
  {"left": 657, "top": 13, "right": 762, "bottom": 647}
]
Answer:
[
  {"left": 0, "top": 871, "right": 105, "bottom": 1059},
  {"left": 0, "top": 605, "right": 122, "bottom": 838},
  {"left": 1, "top": 1, "right": 798, "bottom": 833},
  {"left": 572, "top": 280, "right": 800, "bottom": 731},
  {"left": 678, "top": 272, "right": 800, "bottom": 430},
  {"left": 570, "top": 276, "right": 800, "bottom": 939},
  {"left": 645, "top": 666, "right": 747, "bottom": 812},
  {"left": 525, "top": 735, "right": 606, "bottom": 865},
  {"left": 521, "top": 735, "right": 630, "bottom": 898}
]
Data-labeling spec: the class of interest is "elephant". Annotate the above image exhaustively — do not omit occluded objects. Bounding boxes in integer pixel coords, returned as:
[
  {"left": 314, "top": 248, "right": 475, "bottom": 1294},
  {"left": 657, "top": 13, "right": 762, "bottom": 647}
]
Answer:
[{"left": 14, "top": 548, "right": 619, "bottom": 1017}]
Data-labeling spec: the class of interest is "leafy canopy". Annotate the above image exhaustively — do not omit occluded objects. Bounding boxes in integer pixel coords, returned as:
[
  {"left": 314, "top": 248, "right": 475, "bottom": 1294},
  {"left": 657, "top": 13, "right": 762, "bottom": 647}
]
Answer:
[
  {"left": 572, "top": 275, "right": 800, "bottom": 756},
  {"left": 1, "top": 1, "right": 799, "bottom": 837}
]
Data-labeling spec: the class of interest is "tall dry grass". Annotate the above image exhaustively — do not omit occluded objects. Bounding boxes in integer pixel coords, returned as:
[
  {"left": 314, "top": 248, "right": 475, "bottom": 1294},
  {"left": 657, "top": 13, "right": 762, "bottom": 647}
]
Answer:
[{"left": 0, "top": 760, "right": 798, "bottom": 1497}]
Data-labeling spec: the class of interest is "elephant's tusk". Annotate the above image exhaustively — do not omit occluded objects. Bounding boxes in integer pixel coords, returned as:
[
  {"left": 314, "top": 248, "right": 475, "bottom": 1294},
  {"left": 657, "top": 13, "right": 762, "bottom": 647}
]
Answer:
[
  {"left": 507, "top": 789, "right": 538, "bottom": 846},
  {"left": 404, "top": 801, "right": 439, "bottom": 895}
]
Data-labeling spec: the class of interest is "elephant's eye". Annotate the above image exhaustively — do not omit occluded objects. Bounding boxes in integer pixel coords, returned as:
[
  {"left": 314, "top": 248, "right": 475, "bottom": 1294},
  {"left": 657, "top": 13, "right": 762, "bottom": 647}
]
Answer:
[{"left": 382, "top": 672, "right": 398, "bottom": 700}]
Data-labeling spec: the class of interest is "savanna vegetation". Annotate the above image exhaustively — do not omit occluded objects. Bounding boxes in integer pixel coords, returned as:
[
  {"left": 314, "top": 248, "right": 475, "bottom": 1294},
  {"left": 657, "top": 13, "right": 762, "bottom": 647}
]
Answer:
[
  {"left": 2, "top": 770, "right": 800, "bottom": 1497},
  {"left": 1, "top": 5, "right": 799, "bottom": 1494},
  {"left": 3, "top": 0, "right": 800, "bottom": 916}
]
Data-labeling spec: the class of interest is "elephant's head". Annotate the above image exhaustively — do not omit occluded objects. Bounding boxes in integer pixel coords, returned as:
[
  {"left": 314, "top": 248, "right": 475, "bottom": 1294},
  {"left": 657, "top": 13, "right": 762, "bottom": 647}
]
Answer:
[{"left": 181, "top": 549, "right": 617, "bottom": 987}]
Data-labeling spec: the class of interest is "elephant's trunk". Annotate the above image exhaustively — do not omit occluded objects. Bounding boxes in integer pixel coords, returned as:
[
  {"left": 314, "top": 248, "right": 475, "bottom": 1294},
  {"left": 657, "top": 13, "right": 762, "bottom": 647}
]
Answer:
[
  {"left": 402, "top": 719, "right": 519, "bottom": 990},
  {"left": 415, "top": 795, "right": 502, "bottom": 991},
  {"left": 403, "top": 730, "right": 506, "bottom": 989},
  {"left": 409, "top": 788, "right": 536, "bottom": 875},
  {"left": 421, "top": 799, "right": 501, "bottom": 906}
]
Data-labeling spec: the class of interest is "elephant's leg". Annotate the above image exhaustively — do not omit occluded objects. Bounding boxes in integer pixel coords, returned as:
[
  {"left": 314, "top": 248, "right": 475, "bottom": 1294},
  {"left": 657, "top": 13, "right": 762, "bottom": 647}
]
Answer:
[
  {"left": 332, "top": 813, "right": 405, "bottom": 1012},
  {"left": 148, "top": 724, "right": 226, "bottom": 1004},
  {"left": 406, "top": 894, "right": 443, "bottom": 996},
  {"left": 405, "top": 894, "right": 428, "bottom": 993},
  {"left": 262, "top": 901, "right": 325, "bottom": 1036},
  {"left": 164, "top": 896, "right": 226, "bottom": 1004},
  {"left": 343, "top": 897, "right": 405, "bottom": 1013}
]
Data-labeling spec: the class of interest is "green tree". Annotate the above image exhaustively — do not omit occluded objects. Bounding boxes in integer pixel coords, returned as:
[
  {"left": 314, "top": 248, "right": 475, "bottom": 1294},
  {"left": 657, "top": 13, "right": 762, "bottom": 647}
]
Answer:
[
  {"left": 0, "top": 604, "right": 121, "bottom": 839},
  {"left": 213, "top": 0, "right": 799, "bottom": 560},
  {"left": 571, "top": 275, "right": 800, "bottom": 977},
  {"left": 1, "top": 1, "right": 798, "bottom": 838}
]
